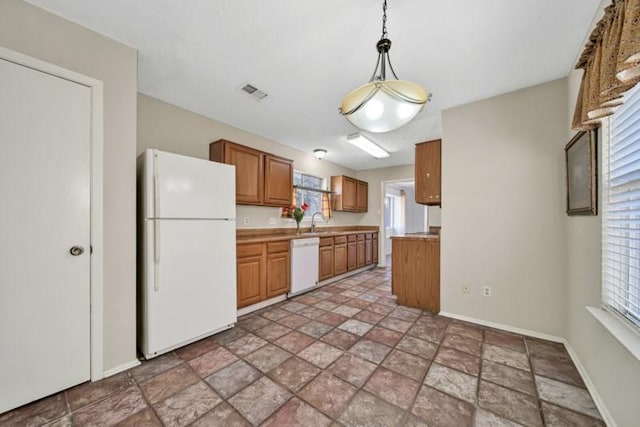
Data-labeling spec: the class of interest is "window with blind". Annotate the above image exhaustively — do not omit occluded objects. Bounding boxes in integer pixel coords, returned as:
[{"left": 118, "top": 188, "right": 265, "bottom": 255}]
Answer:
[{"left": 603, "top": 83, "right": 640, "bottom": 329}]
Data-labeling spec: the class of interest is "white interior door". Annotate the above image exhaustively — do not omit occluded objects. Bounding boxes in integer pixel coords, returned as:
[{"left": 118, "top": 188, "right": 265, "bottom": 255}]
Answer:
[{"left": 0, "top": 58, "right": 91, "bottom": 413}]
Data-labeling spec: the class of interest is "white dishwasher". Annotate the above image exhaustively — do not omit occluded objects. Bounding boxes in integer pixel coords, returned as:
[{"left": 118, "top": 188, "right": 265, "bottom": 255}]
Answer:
[{"left": 289, "top": 237, "right": 320, "bottom": 297}]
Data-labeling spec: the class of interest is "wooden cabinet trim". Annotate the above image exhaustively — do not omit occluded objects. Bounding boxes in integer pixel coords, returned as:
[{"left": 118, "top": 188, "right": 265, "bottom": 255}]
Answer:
[{"left": 267, "top": 241, "right": 290, "bottom": 254}]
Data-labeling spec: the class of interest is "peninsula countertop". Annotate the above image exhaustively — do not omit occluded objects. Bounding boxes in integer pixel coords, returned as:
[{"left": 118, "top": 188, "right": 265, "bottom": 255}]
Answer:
[{"left": 390, "top": 232, "right": 440, "bottom": 241}]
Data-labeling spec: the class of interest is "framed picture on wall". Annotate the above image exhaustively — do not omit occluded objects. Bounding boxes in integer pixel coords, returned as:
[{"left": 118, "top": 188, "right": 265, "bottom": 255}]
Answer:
[{"left": 565, "top": 130, "right": 597, "bottom": 216}]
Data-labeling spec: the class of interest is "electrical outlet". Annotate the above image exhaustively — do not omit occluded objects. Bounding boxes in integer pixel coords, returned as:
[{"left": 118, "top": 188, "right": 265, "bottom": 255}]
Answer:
[
  {"left": 269, "top": 217, "right": 276, "bottom": 225},
  {"left": 243, "top": 217, "right": 250, "bottom": 225},
  {"left": 462, "top": 284, "right": 471, "bottom": 294},
  {"left": 483, "top": 286, "right": 492, "bottom": 297}
]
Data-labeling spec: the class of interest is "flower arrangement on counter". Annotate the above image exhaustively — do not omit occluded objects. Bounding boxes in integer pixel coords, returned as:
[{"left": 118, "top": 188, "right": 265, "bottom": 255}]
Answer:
[{"left": 283, "top": 202, "right": 309, "bottom": 234}]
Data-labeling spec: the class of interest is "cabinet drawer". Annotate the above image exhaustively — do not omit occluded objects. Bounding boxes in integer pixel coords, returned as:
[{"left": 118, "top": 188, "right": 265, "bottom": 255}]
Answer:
[
  {"left": 319, "top": 237, "right": 334, "bottom": 247},
  {"left": 334, "top": 235, "right": 347, "bottom": 244},
  {"left": 365, "top": 233, "right": 372, "bottom": 240},
  {"left": 357, "top": 234, "right": 365, "bottom": 242},
  {"left": 348, "top": 234, "right": 357, "bottom": 242},
  {"left": 267, "top": 241, "right": 290, "bottom": 254},
  {"left": 237, "top": 243, "right": 264, "bottom": 258}
]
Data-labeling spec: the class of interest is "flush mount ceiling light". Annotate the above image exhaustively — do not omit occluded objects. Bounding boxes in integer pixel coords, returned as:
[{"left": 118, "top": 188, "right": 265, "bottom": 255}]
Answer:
[
  {"left": 347, "top": 133, "right": 390, "bottom": 159},
  {"left": 340, "top": 0, "right": 431, "bottom": 133},
  {"left": 313, "top": 149, "right": 327, "bottom": 160}
]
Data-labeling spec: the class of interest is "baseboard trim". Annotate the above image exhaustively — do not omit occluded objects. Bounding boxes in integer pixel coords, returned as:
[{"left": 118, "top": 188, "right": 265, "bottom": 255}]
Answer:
[
  {"left": 237, "top": 294, "right": 287, "bottom": 317},
  {"left": 564, "top": 342, "right": 616, "bottom": 427},
  {"left": 439, "top": 311, "right": 615, "bottom": 426},
  {"left": 438, "top": 311, "right": 565, "bottom": 343},
  {"left": 103, "top": 359, "right": 141, "bottom": 378}
]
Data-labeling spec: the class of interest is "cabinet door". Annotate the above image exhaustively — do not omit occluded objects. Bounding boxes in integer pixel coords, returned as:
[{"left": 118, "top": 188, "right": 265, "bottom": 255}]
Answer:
[
  {"left": 343, "top": 177, "right": 357, "bottom": 211},
  {"left": 365, "top": 239, "right": 373, "bottom": 265},
  {"left": 356, "top": 238, "right": 365, "bottom": 268},
  {"left": 415, "top": 139, "right": 441, "bottom": 205},
  {"left": 237, "top": 254, "right": 265, "bottom": 308},
  {"left": 372, "top": 235, "right": 379, "bottom": 264},
  {"left": 319, "top": 245, "right": 334, "bottom": 281},
  {"left": 347, "top": 241, "right": 356, "bottom": 271},
  {"left": 266, "top": 251, "right": 290, "bottom": 298},
  {"left": 334, "top": 243, "right": 347, "bottom": 275},
  {"left": 264, "top": 155, "right": 293, "bottom": 207},
  {"left": 225, "top": 143, "right": 264, "bottom": 205},
  {"left": 356, "top": 181, "right": 368, "bottom": 212}
]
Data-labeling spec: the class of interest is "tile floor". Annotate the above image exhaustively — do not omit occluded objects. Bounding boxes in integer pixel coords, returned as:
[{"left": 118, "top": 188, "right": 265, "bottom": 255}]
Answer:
[{"left": 0, "top": 266, "right": 605, "bottom": 426}]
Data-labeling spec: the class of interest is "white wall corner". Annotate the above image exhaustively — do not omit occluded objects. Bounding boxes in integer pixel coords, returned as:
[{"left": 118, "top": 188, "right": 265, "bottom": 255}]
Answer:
[
  {"left": 103, "top": 359, "right": 141, "bottom": 378},
  {"left": 563, "top": 342, "right": 616, "bottom": 427}
]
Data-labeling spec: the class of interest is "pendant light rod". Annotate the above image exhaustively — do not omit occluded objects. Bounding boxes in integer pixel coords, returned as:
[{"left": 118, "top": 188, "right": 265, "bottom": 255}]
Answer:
[{"left": 339, "top": 0, "right": 431, "bottom": 133}]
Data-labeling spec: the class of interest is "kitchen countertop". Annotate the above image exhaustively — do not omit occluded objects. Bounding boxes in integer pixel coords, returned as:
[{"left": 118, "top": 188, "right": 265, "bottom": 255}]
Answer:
[
  {"left": 390, "top": 232, "right": 440, "bottom": 241},
  {"left": 237, "top": 226, "right": 379, "bottom": 244}
]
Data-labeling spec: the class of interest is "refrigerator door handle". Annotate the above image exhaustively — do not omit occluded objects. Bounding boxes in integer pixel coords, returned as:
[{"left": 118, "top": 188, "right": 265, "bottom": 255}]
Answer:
[
  {"left": 153, "top": 151, "right": 160, "bottom": 292},
  {"left": 154, "top": 220, "right": 160, "bottom": 292}
]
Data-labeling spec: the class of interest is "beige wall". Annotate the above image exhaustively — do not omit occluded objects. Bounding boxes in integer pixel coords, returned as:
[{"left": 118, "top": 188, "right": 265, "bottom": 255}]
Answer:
[
  {"left": 0, "top": 0, "right": 138, "bottom": 371},
  {"left": 137, "top": 94, "right": 363, "bottom": 228},
  {"left": 440, "top": 79, "right": 569, "bottom": 337},
  {"left": 564, "top": 2, "right": 640, "bottom": 425}
]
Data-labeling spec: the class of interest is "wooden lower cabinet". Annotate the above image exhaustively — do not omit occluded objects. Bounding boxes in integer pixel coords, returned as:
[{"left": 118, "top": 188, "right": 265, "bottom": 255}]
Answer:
[
  {"left": 373, "top": 233, "right": 378, "bottom": 264},
  {"left": 391, "top": 236, "right": 440, "bottom": 313},
  {"left": 334, "top": 236, "right": 347, "bottom": 276},
  {"left": 236, "top": 243, "right": 266, "bottom": 308},
  {"left": 237, "top": 240, "right": 290, "bottom": 308},
  {"left": 356, "top": 234, "right": 365, "bottom": 268},
  {"left": 347, "top": 237, "right": 357, "bottom": 271},
  {"left": 365, "top": 233, "right": 373, "bottom": 265},
  {"left": 266, "top": 251, "right": 290, "bottom": 298},
  {"left": 319, "top": 237, "right": 334, "bottom": 281}
]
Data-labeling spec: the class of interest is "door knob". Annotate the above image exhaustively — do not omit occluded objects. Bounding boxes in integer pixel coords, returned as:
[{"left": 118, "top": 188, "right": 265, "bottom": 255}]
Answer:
[{"left": 69, "top": 246, "right": 85, "bottom": 256}]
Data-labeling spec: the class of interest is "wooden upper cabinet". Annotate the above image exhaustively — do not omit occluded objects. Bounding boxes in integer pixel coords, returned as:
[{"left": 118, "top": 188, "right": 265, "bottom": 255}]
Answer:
[
  {"left": 415, "top": 139, "right": 441, "bottom": 205},
  {"left": 210, "top": 139, "right": 292, "bottom": 207},
  {"left": 331, "top": 176, "right": 368, "bottom": 212},
  {"left": 264, "top": 154, "right": 293, "bottom": 207},
  {"left": 356, "top": 181, "right": 368, "bottom": 212}
]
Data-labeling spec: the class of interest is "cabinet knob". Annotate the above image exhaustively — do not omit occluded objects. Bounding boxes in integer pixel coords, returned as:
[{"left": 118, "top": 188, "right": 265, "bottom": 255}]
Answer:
[
  {"left": 429, "top": 196, "right": 433, "bottom": 199},
  {"left": 435, "top": 195, "right": 440, "bottom": 198},
  {"left": 426, "top": 173, "right": 430, "bottom": 178}
]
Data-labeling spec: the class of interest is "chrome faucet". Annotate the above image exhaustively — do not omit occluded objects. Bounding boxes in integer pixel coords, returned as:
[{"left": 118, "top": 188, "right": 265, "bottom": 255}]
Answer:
[{"left": 310, "top": 212, "right": 323, "bottom": 233}]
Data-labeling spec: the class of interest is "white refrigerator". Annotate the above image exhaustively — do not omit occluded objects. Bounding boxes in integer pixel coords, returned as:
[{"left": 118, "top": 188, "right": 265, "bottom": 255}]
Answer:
[{"left": 137, "top": 149, "right": 237, "bottom": 359}]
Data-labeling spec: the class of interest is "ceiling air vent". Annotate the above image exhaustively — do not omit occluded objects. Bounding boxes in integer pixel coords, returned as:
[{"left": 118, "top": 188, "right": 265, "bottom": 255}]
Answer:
[{"left": 239, "top": 83, "right": 268, "bottom": 101}]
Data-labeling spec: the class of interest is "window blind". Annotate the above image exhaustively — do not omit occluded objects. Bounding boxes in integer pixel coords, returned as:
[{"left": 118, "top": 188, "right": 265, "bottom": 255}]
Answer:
[{"left": 603, "top": 84, "right": 640, "bottom": 328}]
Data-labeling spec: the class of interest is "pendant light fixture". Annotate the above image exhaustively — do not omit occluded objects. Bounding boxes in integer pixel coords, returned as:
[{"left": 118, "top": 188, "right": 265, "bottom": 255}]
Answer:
[{"left": 340, "top": 0, "right": 431, "bottom": 133}]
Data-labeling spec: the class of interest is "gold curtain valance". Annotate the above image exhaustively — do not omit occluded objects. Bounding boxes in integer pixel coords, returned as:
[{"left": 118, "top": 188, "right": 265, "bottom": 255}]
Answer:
[{"left": 572, "top": 0, "right": 640, "bottom": 130}]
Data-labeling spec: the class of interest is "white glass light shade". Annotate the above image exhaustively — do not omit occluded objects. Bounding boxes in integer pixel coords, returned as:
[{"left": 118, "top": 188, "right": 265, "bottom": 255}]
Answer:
[
  {"left": 341, "top": 80, "right": 428, "bottom": 133},
  {"left": 313, "top": 149, "right": 327, "bottom": 160}
]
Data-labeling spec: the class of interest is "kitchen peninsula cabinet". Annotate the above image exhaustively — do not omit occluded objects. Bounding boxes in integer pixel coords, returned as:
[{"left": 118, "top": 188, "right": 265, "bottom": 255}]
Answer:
[
  {"left": 210, "top": 139, "right": 292, "bottom": 207},
  {"left": 391, "top": 234, "right": 440, "bottom": 313},
  {"left": 331, "top": 175, "right": 369, "bottom": 212},
  {"left": 236, "top": 239, "right": 290, "bottom": 308},
  {"left": 415, "top": 139, "right": 441, "bottom": 205}
]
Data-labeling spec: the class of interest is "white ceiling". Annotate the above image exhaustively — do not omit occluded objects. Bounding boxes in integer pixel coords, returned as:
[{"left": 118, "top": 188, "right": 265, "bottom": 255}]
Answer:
[{"left": 27, "top": 0, "right": 600, "bottom": 171}]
